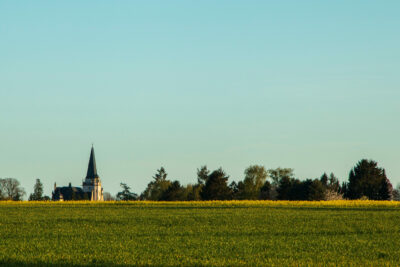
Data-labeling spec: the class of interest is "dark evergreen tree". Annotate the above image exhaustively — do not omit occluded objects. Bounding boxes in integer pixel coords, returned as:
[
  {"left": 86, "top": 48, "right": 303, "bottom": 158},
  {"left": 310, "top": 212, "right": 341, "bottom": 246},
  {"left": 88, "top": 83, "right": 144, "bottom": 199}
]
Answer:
[
  {"left": 161, "top": 181, "right": 186, "bottom": 201},
  {"left": 347, "top": 159, "right": 392, "bottom": 200},
  {"left": 307, "top": 179, "right": 326, "bottom": 200},
  {"left": 327, "top": 173, "right": 341, "bottom": 192},
  {"left": 277, "top": 177, "right": 326, "bottom": 201},
  {"left": 116, "top": 183, "right": 138, "bottom": 201},
  {"left": 259, "top": 181, "right": 271, "bottom": 200},
  {"left": 341, "top": 181, "right": 348, "bottom": 197},
  {"left": 277, "top": 176, "right": 293, "bottom": 200},
  {"left": 201, "top": 168, "right": 232, "bottom": 200},
  {"left": 379, "top": 175, "right": 393, "bottom": 200},
  {"left": 289, "top": 179, "right": 308, "bottom": 200},
  {"left": 29, "top": 179, "right": 46, "bottom": 201},
  {"left": 320, "top": 173, "right": 328, "bottom": 187}
]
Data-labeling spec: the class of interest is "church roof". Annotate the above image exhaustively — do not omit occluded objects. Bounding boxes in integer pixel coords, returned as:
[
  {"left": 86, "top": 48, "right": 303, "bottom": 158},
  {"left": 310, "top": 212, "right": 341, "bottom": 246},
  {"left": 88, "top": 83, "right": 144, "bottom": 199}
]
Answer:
[
  {"left": 86, "top": 146, "right": 99, "bottom": 179},
  {"left": 53, "top": 186, "right": 87, "bottom": 201}
]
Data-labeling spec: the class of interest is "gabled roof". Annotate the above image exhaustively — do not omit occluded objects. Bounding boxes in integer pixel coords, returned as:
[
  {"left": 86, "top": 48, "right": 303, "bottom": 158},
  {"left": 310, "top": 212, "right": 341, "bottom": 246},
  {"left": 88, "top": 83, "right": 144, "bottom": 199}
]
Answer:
[
  {"left": 86, "top": 146, "right": 99, "bottom": 179},
  {"left": 52, "top": 186, "right": 88, "bottom": 201}
]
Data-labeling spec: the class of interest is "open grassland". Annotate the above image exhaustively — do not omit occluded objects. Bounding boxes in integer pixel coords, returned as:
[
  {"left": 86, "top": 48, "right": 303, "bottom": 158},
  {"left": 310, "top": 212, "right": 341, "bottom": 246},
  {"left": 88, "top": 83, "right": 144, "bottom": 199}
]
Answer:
[{"left": 0, "top": 201, "right": 399, "bottom": 266}]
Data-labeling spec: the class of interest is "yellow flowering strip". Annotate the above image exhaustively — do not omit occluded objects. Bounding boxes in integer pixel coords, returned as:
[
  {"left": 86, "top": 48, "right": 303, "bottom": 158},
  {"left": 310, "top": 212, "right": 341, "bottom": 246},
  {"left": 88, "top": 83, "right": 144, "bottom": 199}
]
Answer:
[{"left": 1, "top": 200, "right": 399, "bottom": 208}]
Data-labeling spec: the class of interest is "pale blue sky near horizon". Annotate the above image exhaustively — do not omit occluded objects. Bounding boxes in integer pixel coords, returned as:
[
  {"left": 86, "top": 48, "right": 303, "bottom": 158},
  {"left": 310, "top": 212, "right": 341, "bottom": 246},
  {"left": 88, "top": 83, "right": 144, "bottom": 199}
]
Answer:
[{"left": 1, "top": 1, "right": 399, "bottom": 197}]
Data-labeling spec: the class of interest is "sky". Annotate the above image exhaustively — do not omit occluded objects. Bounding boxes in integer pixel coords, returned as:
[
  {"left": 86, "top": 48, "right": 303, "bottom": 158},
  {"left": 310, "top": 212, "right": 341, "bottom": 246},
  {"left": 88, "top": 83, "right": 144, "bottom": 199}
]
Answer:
[{"left": 1, "top": 1, "right": 399, "bottom": 197}]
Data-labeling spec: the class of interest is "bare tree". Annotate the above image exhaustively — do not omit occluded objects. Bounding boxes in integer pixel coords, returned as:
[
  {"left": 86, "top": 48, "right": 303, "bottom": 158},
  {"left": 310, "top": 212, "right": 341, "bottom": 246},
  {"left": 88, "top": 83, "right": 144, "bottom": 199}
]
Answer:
[
  {"left": 0, "top": 178, "right": 26, "bottom": 201},
  {"left": 103, "top": 192, "right": 115, "bottom": 201},
  {"left": 393, "top": 185, "right": 400, "bottom": 201}
]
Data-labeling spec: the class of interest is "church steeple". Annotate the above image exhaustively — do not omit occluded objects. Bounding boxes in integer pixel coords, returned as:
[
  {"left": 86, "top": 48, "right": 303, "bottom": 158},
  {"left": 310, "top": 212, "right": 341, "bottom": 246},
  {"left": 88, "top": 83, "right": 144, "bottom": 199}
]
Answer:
[{"left": 86, "top": 146, "right": 99, "bottom": 179}]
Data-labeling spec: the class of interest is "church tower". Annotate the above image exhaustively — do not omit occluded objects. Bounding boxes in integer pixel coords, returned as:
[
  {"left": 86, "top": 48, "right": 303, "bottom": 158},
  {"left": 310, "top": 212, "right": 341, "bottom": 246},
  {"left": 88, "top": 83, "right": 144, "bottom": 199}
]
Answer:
[{"left": 82, "top": 146, "right": 104, "bottom": 201}]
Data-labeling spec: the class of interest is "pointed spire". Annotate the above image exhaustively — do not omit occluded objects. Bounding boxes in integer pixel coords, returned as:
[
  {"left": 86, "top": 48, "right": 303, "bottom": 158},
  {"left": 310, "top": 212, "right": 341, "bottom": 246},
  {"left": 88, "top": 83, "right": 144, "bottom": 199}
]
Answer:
[{"left": 86, "top": 146, "right": 99, "bottom": 179}]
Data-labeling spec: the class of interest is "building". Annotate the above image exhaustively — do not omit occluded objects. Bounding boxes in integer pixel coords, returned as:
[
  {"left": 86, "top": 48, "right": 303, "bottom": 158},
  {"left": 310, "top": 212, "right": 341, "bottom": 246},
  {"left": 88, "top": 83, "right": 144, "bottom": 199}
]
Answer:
[
  {"left": 52, "top": 146, "right": 104, "bottom": 201},
  {"left": 82, "top": 146, "right": 104, "bottom": 201}
]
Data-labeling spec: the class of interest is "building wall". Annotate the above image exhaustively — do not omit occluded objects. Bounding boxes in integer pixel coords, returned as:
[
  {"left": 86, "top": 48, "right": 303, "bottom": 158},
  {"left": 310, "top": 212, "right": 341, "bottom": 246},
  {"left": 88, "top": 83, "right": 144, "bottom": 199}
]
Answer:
[{"left": 83, "top": 177, "right": 104, "bottom": 201}]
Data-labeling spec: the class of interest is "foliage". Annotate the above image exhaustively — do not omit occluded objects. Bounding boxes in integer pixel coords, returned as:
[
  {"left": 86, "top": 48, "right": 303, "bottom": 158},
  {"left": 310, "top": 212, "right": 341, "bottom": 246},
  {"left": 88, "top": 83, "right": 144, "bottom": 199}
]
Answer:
[
  {"left": 0, "top": 178, "right": 25, "bottom": 201},
  {"left": 190, "top": 165, "right": 209, "bottom": 200},
  {"left": 320, "top": 173, "right": 328, "bottom": 186},
  {"left": 276, "top": 176, "right": 293, "bottom": 200},
  {"left": 307, "top": 179, "right": 326, "bottom": 200},
  {"left": 3, "top": 160, "right": 396, "bottom": 203},
  {"left": 196, "top": 165, "right": 209, "bottom": 185},
  {"left": 277, "top": 177, "right": 326, "bottom": 201},
  {"left": 268, "top": 168, "right": 294, "bottom": 185},
  {"left": 201, "top": 168, "right": 232, "bottom": 200},
  {"left": 0, "top": 201, "right": 400, "bottom": 266},
  {"left": 259, "top": 181, "right": 271, "bottom": 200},
  {"left": 392, "top": 185, "right": 400, "bottom": 201},
  {"left": 160, "top": 181, "right": 186, "bottom": 201},
  {"left": 181, "top": 184, "right": 201, "bottom": 201},
  {"left": 346, "top": 159, "right": 392, "bottom": 200},
  {"left": 235, "top": 165, "right": 267, "bottom": 200},
  {"left": 141, "top": 167, "right": 171, "bottom": 200},
  {"left": 28, "top": 179, "right": 49, "bottom": 201},
  {"left": 116, "top": 183, "right": 138, "bottom": 201}
]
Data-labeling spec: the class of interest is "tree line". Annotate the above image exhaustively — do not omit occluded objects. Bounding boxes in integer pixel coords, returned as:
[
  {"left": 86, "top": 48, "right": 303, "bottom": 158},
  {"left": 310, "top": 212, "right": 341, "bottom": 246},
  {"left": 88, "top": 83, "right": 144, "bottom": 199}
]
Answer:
[
  {"left": 116, "top": 159, "right": 396, "bottom": 201},
  {"left": 0, "top": 159, "right": 398, "bottom": 201},
  {"left": 0, "top": 178, "right": 50, "bottom": 201}
]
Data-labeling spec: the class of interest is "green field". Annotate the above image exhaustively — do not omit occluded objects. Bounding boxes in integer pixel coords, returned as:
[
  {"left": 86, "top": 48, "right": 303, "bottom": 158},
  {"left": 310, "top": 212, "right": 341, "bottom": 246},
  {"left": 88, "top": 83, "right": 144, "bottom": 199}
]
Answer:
[{"left": 0, "top": 201, "right": 399, "bottom": 266}]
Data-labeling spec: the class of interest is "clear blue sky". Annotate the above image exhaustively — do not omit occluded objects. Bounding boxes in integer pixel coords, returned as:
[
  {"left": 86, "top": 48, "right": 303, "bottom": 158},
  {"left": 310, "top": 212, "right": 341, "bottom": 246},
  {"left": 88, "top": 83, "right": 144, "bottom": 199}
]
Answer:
[{"left": 1, "top": 1, "right": 399, "bottom": 197}]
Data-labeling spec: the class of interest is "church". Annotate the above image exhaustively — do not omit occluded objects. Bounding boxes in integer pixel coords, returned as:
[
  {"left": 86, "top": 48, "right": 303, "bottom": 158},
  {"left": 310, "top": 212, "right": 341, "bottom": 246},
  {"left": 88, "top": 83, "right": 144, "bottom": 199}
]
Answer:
[{"left": 52, "top": 146, "right": 104, "bottom": 201}]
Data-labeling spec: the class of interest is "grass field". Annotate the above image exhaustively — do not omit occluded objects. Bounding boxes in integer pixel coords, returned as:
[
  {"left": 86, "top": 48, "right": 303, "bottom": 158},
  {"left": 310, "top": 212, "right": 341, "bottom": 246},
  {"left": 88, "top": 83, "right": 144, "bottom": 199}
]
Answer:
[{"left": 0, "top": 201, "right": 399, "bottom": 266}]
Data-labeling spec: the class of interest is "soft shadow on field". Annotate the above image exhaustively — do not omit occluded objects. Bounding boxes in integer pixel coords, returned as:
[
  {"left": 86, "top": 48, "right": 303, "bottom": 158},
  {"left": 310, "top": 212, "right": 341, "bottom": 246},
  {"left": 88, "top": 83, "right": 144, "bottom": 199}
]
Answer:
[{"left": 0, "top": 261, "right": 169, "bottom": 267}]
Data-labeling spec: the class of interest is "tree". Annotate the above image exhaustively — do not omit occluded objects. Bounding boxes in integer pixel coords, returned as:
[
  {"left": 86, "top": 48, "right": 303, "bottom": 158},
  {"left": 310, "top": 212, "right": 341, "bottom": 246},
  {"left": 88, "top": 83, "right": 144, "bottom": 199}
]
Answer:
[
  {"left": 116, "top": 183, "right": 138, "bottom": 201},
  {"left": 324, "top": 188, "right": 343, "bottom": 200},
  {"left": 201, "top": 168, "right": 232, "bottom": 200},
  {"left": 259, "top": 181, "right": 271, "bottom": 200},
  {"left": 320, "top": 173, "right": 328, "bottom": 187},
  {"left": 267, "top": 168, "right": 295, "bottom": 200},
  {"left": 141, "top": 167, "right": 171, "bottom": 200},
  {"left": 277, "top": 176, "right": 293, "bottom": 200},
  {"left": 288, "top": 179, "right": 307, "bottom": 200},
  {"left": 229, "top": 181, "right": 239, "bottom": 199},
  {"left": 236, "top": 165, "right": 268, "bottom": 200},
  {"left": 321, "top": 173, "right": 343, "bottom": 200},
  {"left": 197, "top": 166, "right": 209, "bottom": 185},
  {"left": 277, "top": 177, "right": 326, "bottom": 201},
  {"left": 379, "top": 176, "right": 393, "bottom": 200},
  {"left": 160, "top": 181, "right": 186, "bottom": 201},
  {"left": 185, "top": 184, "right": 202, "bottom": 201},
  {"left": 29, "top": 179, "right": 47, "bottom": 201},
  {"left": 307, "top": 179, "right": 326, "bottom": 201},
  {"left": 103, "top": 192, "right": 115, "bottom": 201},
  {"left": 186, "top": 165, "right": 210, "bottom": 201},
  {"left": 392, "top": 185, "right": 400, "bottom": 201},
  {"left": 346, "top": 159, "right": 393, "bottom": 200},
  {"left": 0, "top": 178, "right": 25, "bottom": 201},
  {"left": 268, "top": 168, "right": 294, "bottom": 186},
  {"left": 327, "top": 173, "right": 341, "bottom": 192}
]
